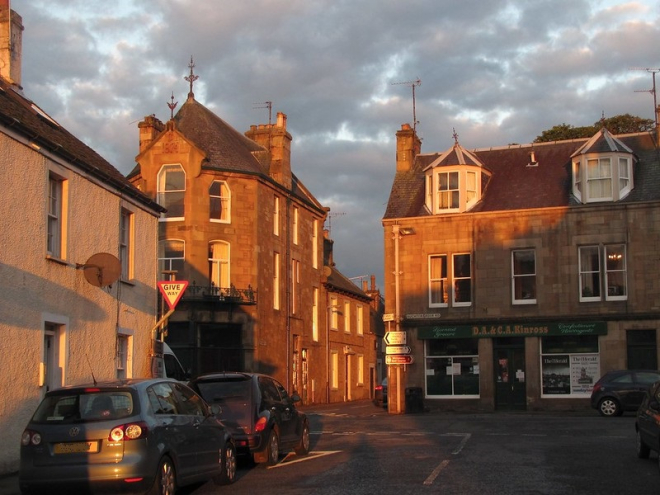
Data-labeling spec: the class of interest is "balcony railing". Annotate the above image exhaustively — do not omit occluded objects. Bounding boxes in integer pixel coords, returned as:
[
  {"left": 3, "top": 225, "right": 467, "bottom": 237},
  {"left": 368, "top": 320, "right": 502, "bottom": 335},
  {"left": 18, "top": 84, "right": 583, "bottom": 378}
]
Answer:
[{"left": 183, "top": 282, "right": 257, "bottom": 305}]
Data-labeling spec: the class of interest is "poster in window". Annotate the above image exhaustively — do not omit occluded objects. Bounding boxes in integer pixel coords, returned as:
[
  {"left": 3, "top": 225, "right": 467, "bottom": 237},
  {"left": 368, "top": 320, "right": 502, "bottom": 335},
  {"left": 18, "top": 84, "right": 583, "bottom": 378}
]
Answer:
[
  {"left": 542, "top": 355, "right": 570, "bottom": 394},
  {"left": 570, "top": 354, "right": 599, "bottom": 395}
]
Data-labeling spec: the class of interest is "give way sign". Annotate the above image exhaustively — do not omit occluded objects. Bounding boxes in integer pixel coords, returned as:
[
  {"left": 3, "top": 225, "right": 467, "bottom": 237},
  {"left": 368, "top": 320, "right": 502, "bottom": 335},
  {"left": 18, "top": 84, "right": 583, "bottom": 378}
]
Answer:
[{"left": 158, "top": 281, "right": 189, "bottom": 310}]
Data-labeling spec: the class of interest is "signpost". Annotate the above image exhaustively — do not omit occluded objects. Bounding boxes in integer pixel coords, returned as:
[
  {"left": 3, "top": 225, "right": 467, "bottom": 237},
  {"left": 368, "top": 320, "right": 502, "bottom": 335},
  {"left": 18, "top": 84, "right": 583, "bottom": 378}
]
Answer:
[
  {"left": 386, "top": 355, "right": 414, "bottom": 365},
  {"left": 382, "top": 313, "right": 395, "bottom": 322},
  {"left": 386, "top": 345, "right": 412, "bottom": 355},
  {"left": 384, "top": 331, "right": 406, "bottom": 346}
]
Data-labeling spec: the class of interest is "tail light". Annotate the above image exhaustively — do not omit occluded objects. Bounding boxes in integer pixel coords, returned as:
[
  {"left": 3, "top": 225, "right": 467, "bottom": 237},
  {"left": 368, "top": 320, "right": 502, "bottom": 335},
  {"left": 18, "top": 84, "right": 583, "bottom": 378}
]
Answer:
[
  {"left": 21, "top": 429, "right": 41, "bottom": 446},
  {"left": 375, "top": 385, "right": 383, "bottom": 392},
  {"left": 109, "top": 422, "right": 148, "bottom": 441},
  {"left": 592, "top": 383, "right": 602, "bottom": 393},
  {"left": 254, "top": 416, "right": 267, "bottom": 433}
]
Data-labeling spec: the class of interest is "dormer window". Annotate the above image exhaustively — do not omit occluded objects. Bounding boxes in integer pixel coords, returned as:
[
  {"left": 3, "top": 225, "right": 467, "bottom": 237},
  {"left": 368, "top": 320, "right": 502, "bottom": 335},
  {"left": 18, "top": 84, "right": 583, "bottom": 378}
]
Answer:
[{"left": 426, "top": 168, "right": 481, "bottom": 213}]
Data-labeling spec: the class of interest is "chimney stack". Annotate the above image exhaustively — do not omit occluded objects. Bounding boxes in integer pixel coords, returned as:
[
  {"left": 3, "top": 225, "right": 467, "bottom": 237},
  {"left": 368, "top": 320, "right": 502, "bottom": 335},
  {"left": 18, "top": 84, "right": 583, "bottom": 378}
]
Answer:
[
  {"left": 396, "top": 123, "right": 421, "bottom": 173},
  {"left": 246, "top": 111, "right": 292, "bottom": 189},
  {"left": 0, "top": 0, "right": 23, "bottom": 88},
  {"left": 138, "top": 115, "right": 164, "bottom": 153}
]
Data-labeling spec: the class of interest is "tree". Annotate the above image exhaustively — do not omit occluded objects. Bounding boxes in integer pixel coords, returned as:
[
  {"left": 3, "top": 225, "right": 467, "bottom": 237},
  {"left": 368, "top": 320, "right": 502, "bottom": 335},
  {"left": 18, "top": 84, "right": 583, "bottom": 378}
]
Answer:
[{"left": 534, "top": 114, "right": 654, "bottom": 143}]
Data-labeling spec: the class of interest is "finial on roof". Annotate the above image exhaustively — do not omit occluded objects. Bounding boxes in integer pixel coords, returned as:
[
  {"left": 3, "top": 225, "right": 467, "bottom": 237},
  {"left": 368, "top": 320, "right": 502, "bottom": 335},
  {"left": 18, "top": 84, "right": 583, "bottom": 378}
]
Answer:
[
  {"left": 452, "top": 128, "right": 459, "bottom": 145},
  {"left": 185, "top": 56, "right": 199, "bottom": 100},
  {"left": 600, "top": 111, "right": 606, "bottom": 129},
  {"left": 167, "top": 92, "right": 178, "bottom": 119}
]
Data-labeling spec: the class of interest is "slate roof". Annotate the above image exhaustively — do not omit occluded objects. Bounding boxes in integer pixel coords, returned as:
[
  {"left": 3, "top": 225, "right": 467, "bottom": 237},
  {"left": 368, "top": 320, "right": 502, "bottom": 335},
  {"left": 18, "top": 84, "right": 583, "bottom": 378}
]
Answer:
[
  {"left": 325, "top": 266, "right": 371, "bottom": 301},
  {"left": 0, "top": 79, "right": 163, "bottom": 213},
  {"left": 384, "top": 130, "right": 660, "bottom": 219}
]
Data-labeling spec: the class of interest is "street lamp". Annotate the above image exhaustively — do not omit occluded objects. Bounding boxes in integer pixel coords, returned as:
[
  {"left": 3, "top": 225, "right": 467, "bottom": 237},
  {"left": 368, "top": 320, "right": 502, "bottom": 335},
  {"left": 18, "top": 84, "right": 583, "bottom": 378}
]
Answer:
[{"left": 389, "top": 224, "right": 415, "bottom": 414}]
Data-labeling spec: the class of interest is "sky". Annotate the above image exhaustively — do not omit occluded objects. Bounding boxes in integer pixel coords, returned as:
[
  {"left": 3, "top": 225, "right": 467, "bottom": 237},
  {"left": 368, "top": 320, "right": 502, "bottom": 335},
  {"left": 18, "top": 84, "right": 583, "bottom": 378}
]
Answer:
[{"left": 12, "top": 0, "right": 660, "bottom": 291}]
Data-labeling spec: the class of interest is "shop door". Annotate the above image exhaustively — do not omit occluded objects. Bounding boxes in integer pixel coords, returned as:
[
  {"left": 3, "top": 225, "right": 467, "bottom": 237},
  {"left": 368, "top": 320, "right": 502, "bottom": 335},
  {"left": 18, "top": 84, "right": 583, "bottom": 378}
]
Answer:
[{"left": 494, "top": 339, "right": 526, "bottom": 410}]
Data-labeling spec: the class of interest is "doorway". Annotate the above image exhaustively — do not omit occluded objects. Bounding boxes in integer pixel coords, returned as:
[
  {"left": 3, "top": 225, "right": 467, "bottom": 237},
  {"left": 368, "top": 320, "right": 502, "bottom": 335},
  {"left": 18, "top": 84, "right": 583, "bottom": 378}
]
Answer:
[{"left": 493, "top": 338, "right": 526, "bottom": 410}]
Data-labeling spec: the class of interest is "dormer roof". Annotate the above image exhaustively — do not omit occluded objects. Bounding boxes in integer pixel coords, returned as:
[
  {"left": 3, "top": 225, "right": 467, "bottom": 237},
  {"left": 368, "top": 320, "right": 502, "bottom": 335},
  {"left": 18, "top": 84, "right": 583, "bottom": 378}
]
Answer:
[
  {"left": 570, "top": 127, "right": 633, "bottom": 157},
  {"left": 424, "top": 142, "right": 486, "bottom": 171}
]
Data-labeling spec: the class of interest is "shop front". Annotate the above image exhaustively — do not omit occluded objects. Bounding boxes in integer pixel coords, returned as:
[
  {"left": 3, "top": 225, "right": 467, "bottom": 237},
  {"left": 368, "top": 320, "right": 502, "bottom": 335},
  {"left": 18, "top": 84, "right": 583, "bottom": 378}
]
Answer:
[{"left": 416, "top": 321, "right": 608, "bottom": 412}]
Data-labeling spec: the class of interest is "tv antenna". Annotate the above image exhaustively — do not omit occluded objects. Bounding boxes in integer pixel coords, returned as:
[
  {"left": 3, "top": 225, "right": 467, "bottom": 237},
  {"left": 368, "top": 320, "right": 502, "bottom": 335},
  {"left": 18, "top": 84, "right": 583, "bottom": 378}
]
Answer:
[
  {"left": 253, "top": 101, "right": 273, "bottom": 125},
  {"left": 630, "top": 67, "right": 659, "bottom": 128},
  {"left": 326, "top": 212, "right": 345, "bottom": 236},
  {"left": 391, "top": 78, "right": 421, "bottom": 134}
]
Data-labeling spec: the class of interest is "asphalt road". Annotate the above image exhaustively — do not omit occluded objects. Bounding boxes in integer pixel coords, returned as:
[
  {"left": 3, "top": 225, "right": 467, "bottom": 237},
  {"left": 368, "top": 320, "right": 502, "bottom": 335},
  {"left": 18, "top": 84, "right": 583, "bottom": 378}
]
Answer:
[{"left": 3, "top": 400, "right": 657, "bottom": 494}]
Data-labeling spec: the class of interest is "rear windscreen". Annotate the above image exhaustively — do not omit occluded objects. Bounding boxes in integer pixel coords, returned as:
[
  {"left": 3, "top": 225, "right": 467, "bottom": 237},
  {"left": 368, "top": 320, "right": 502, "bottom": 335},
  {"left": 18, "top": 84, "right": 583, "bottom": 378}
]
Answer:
[
  {"left": 31, "top": 391, "right": 135, "bottom": 424},
  {"left": 196, "top": 379, "right": 252, "bottom": 404}
]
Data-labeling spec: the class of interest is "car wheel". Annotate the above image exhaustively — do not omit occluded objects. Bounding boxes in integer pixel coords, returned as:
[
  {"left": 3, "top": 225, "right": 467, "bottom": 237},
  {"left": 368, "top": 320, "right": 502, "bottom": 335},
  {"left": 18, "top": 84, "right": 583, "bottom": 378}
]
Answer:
[
  {"left": 148, "top": 456, "right": 176, "bottom": 495},
  {"left": 636, "top": 430, "right": 650, "bottom": 459},
  {"left": 265, "top": 429, "right": 280, "bottom": 466},
  {"left": 214, "top": 440, "right": 237, "bottom": 485},
  {"left": 294, "top": 421, "right": 310, "bottom": 456},
  {"left": 598, "top": 397, "right": 621, "bottom": 417}
]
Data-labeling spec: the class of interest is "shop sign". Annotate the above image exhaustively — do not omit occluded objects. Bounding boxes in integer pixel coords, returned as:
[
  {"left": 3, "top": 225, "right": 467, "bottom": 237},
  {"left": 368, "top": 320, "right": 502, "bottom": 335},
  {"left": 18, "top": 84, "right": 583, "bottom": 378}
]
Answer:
[{"left": 418, "top": 321, "right": 608, "bottom": 339}]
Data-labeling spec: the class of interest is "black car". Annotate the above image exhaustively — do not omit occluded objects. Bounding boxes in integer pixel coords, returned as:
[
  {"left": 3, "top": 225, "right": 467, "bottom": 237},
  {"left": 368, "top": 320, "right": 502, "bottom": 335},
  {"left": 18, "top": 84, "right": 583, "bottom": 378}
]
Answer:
[
  {"left": 635, "top": 380, "right": 660, "bottom": 471},
  {"left": 19, "top": 378, "right": 236, "bottom": 494},
  {"left": 590, "top": 369, "right": 660, "bottom": 416},
  {"left": 189, "top": 372, "right": 309, "bottom": 465},
  {"left": 374, "top": 377, "right": 387, "bottom": 408}
]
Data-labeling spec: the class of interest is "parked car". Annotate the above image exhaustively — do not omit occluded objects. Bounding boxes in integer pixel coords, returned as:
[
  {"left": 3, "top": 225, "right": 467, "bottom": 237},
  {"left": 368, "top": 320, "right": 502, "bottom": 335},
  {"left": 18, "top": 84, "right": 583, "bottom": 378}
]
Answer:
[
  {"left": 374, "top": 377, "right": 388, "bottom": 408},
  {"left": 19, "top": 378, "right": 236, "bottom": 494},
  {"left": 188, "top": 372, "right": 309, "bottom": 466},
  {"left": 635, "top": 380, "right": 660, "bottom": 471},
  {"left": 590, "top": 370, "right": 660, "bottom": 416}
]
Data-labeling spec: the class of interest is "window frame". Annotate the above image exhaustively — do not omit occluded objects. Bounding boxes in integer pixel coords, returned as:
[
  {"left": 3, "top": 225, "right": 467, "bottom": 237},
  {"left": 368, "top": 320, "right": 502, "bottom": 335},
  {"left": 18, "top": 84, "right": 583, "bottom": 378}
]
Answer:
[
  {"left": 120, "top": 208, "right": 134, "bottom": 281},
  {"left": 578, "top": 244, "right": 627, "bottom": 302},
  {"left": 47, "top": 172, "right": 66, "bottom": 259},
  {"left": 208, "top": 240, "right": 230, "bottom": 290},
  {"left": 209, "top": 180, "right": 231, "bottom": 223},
  {"left": 158, "top": 239, "right": 185, "bottom": 278},
  {"left": 437, "top": 170, "right": 460, "bottom": 212},
  {"left": 428, "top": 254, "right": 448, "bottom": 308},
  {"left": 511, "top": 249, "right": 537, "bottom": 305},
  {"left": 605, "top": 244, "right": 627, "bottom": 301},
  {"left": 157, "top": 164, "right": 185, "bottom": 221},
  {"left": 452, "top": 253, "right": 472, "bottom": 307}
]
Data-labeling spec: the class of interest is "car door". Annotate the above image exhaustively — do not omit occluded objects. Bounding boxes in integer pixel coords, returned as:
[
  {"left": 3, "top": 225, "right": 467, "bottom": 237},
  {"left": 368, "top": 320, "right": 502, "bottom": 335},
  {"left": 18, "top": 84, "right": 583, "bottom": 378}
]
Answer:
[
  {"left": 637, "top": 383, "right": 660, "bottom": 451},
  {"left": 272, "top": 379, "right": 299, "bottom": 444},
  {"left": 632, "top": 372, "right": 660, "bottom": 408}
]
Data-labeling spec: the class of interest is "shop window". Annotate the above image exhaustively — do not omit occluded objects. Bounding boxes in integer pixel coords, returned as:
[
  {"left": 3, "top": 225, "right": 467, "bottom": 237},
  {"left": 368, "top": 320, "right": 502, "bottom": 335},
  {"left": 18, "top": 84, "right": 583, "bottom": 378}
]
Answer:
[
  {"left": 541, "top": 335, "right": 599, "bottom": 397},
  {"left": 425, "top": 339, "right": 479, "bottom": 397},
  {"left": 627, "top": 330, "right": 657, "bottom": 370}
]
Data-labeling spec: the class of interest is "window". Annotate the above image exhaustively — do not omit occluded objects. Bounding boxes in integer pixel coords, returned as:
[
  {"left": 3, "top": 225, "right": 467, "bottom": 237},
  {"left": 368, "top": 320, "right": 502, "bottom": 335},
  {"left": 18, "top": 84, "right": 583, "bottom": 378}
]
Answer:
[
  {"left": 331, "top": 351, "right": 339, "bottom": 389},
  {"left": 627, "top": 330, "right": 657, "bottom": 370},
  {"left": 619, "top": 157, "right": 630, "bottom": 195},
  {"left": 466, "top": 171, "right": 477, "bottom": 205},
  {"left": 356, "top": 305, "right": 364, "bottom": 336},
  {"left": 273, "top": 196, "right": 280, "bottom": 236},
  {"left": 157, "top": 164, "right": 185, "bottom": 219},
  {"left": 43, "top": 320, "right": 66, "bottom": 392},
  {"left": 47, "top": 173, "right": 65, "bottom": 258},
  {"left": 357, "top": 354, "right": 364, "bottom": 385},
  {"left": 293, "top": 207, "right": 299, "bottom": 245},
  {"left": 579, "top": 244, "right": 627, "bottom": 301},
  {"left": 116, "top": 333, "right": 130, "bottom": 379},
  {"left": 425, "top": 339, "right": 479, "bottom": 397},
  {"left": 438, "top": 171, "right": 459, "bottom": 210},
  {"left": 573, "top": 160, "right": 582, "bottom": 200},
  {"left": 312, "top": 288, "right": 319, "bottom": 342},
  {"left": 120, "top": 209, "right": 133, "bottom": 280},
  {"left": 291, "top": 259, "right": 300, "bottom": 314},
  {"left": 429, "top": 255, "right": 448, "bottom": 307},
  {"left": 273, "top": 252, "right": 280, "bottom": 310},
  {"left": 587, "top": 157, "right": 612, "bottom": 201},
  {"left": 158, "top": 239, "right": 184, "bottom": 277},
  {"left": 312, "top": 220, "right": 319, "bottom": 269},
  {"left": 209, "top": 241, "right": 229, "bottom": 289},
  {"left": 512, "top": 249, "right": 536, "bottom": 304},
  {"left": 541, "top": 335, "right": 599, "bottom": 397},
  {"left": 330, "top": 296, "right": 339, "bottom": 330},
  {"left": 452, "top": 253, "right": 472, "bottom": 306},
  {"left": 344, "top": 301, "right": 351, "bottom": 333},
  {"left": 209, "top": 180, "right": 230, "bottom": 222}
]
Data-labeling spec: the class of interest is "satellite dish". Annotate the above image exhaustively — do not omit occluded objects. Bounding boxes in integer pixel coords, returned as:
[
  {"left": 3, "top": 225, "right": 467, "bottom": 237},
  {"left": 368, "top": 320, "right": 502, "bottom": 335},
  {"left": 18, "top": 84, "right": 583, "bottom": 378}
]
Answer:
[{"left": 77, "top": 253, "right": 121, "bottom": 288}]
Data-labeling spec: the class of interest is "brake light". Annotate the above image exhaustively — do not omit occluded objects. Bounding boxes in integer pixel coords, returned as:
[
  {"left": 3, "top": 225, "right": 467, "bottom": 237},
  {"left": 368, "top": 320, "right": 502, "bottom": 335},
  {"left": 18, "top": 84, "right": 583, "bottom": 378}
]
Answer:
[
  {"left": 109, "top": 422, "right": 148, "bottom": 441},
  {"left": 21, "top": 430, "right": 41, "bottom": 446},
  {"left": 592, "top": 383, "right": 602, "bottom": 393},
  {"left": 375, "top": 385, "right": 383, "bottom": 391},
  {"left": 255, "top": 416, "right": 267, "bottom": 433}
]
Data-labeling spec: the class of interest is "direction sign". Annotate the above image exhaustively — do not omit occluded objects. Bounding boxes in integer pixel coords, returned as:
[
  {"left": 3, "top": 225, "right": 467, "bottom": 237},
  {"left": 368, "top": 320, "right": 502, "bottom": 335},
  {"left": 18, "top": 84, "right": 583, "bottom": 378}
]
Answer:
[
  {"left": 382, "top": 313, "right": 395, "bottom": 322},
  {"left": 383, "top": 331, "right": 406, "bottom": 346},
  {"left": 386, "top": 354, "right": 414, "bottom": 365},
  {"left": 386, "top": 345, "right": 412, "bottom": 355},
  {"left": 158, "top": 281, "right": 189, "bottom": 310}
]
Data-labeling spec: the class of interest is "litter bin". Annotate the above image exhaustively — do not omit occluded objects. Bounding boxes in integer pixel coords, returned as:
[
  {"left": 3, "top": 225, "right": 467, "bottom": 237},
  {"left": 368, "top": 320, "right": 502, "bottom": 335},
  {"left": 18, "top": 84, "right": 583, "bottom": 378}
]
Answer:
[{"left": 405, "top": 387, "right": 424, "bottom": 413}]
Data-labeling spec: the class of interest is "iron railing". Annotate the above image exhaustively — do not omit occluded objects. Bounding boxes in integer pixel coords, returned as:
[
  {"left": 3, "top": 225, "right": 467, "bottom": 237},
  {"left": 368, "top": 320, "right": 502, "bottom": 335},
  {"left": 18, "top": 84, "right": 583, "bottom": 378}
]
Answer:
[{"left": 182, "top": 282, "right": 257, "bottom": 304}]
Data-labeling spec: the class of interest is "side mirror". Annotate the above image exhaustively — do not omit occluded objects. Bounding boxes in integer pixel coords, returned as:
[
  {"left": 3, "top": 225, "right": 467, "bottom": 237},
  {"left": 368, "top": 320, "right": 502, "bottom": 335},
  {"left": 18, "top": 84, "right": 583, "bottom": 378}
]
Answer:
[
  {"left": 291, "top": 393, "right": 302, "bottom": 403},
  {"left": 211, "top": 404, "right": 223, "bottom": 416}
]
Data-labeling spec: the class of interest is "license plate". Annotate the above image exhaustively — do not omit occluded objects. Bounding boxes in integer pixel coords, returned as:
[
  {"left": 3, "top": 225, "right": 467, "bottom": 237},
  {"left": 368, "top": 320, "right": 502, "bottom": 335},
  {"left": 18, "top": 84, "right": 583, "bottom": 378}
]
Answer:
[{"left": 54, "top": 441, "right": 99, "bottom": 454}]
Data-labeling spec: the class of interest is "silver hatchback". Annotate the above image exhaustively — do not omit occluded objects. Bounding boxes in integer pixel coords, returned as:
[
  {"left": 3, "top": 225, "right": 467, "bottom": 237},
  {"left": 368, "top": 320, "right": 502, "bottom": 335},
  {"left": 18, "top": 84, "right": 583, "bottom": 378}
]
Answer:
[{"left": 19, "top": 378, "right": 236, "bottom": 494}]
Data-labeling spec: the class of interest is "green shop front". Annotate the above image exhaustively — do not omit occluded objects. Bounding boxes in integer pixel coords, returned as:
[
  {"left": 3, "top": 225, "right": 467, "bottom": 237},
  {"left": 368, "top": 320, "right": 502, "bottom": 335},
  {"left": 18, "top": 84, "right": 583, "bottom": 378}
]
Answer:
[{"left": 413, "top": 321, "right": 608, "bottom": 411}]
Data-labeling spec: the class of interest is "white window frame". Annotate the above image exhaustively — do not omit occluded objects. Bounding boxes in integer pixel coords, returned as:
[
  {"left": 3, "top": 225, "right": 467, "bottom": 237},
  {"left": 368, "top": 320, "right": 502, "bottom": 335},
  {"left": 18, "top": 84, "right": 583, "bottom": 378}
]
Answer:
[
  {"left": 344, "top": 301, "right": 351, "bottom": 334},
  {"left": 605, "top": 244, "right": 627, "bottom": 301},
  {"left": 158, "top": 239, "right": 185, "bottom": 277},
  {"left": 157, "top": 164, "right": 185, "bottom": 220},
  {"left": 292, "top": 259, "right": 300, "bottom": 314},
  {"left": 356, "top": 305, "right": 364, "bottom": 336},
  {"left": 209, "top": 180, "right": 231, "bottom": 223},
  {"left": 429, "top": 255, "right": 448, "bottom": 307},
  {"left": 116, "top": 330, "right": 133, "bottom": 379},
  {"left": 437, "top": 170, "right": 460, "bottom": 211},
  {"left": 47, "top": 172, "right": 67, "bottom": 259},
  {"left": 586, "top": 157, "right": 613, "bottom": 202},
  {"left": 120, "top": 208, "right": 134, "bottom": 281},
  {"left": 331, "top": 351, "right": 339, "bottom": 389},
  {"left": 312, "top": 287, "right": 319, "bottom": 342},
  {"left": 273, "top": 252, "right": 280, "bottom": 310},
  {"left": 578, "top": 245, "right": 601, "bottom": 301},
  {"left": 618, "top": 157, "right": 631, "bottom": 198},
  {"left": 209, "top": 241, "right": 230, "bottom": 289},
  {"left": 274, "top": 196, "right": 280, "bottom": 236},
  {"left": 572, "top": 160, "right": 582, "bottom": 201},
  {"left": 330, "top": 296, "right": 339, "bottom": 330},
  {"left": 452, "top": 253, "right": 472, "bottom": 307},
  {"left": 312, "top": 219, "right": 319, "bottom": 269},
  {"left": 293, "top": 207, "right": 299, "bottom": 245},
  {"left": 357, "top": 354, "right": 364, "bottom": 385},
  {"left": 512, "top": 249, "right": 537, "bottom": 305}
]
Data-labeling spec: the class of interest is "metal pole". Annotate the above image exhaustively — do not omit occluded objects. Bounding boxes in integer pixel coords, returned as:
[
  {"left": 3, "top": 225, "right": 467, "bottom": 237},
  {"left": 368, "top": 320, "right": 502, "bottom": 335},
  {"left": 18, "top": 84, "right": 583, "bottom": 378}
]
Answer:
[{"left": 393, "top": 225, "right": 402, "bottom": 414}]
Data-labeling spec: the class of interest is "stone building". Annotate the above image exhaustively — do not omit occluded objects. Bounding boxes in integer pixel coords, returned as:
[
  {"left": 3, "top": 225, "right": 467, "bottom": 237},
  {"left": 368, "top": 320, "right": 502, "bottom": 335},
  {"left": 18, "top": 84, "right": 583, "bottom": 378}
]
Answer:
[
  {"left": 383, "top": 117, "right": 660, "bottom": 413},
  {"left": 0, "top": 1, "right": 162, "bottom": 473},
  {"left": 129, "top": 68, "right": 379, "bottom": 402}
]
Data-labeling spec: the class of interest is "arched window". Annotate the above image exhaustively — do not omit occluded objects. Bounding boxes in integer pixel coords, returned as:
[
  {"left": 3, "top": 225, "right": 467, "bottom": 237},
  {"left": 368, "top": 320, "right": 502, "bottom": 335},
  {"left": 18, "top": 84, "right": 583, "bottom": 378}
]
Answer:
[
  {"left": 209, "top": 241, "right": 230, "bottom": 289},
  {"left": 158, "top": 239, "right": 184, "bottom": 278},
  {"left": 209, "top": 180, "right": 230, "bottom": 222},
  {"left": 157, "top": 164, "right": 185, "bottom": 220}
]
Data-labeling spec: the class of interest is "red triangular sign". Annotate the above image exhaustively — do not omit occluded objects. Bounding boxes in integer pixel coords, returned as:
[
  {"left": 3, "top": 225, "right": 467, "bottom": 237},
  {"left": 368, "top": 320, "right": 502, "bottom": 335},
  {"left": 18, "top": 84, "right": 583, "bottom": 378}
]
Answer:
[{"left": 158, "top": 280, "right": 189, "bottom": 310}]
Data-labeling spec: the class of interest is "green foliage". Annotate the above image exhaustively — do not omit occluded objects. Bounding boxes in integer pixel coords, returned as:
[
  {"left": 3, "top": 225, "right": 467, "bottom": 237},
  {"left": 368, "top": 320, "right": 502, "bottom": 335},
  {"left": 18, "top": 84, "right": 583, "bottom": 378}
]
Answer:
[{"left": 534, "top": 114, "right": 654, "bottom": 143}]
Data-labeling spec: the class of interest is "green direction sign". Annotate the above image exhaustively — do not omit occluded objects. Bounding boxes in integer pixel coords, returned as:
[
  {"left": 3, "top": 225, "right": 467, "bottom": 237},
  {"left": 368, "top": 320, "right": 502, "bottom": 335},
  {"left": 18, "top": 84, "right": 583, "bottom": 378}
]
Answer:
[{"left": 417, "top": 321, "right": 608, "bottom": 339}]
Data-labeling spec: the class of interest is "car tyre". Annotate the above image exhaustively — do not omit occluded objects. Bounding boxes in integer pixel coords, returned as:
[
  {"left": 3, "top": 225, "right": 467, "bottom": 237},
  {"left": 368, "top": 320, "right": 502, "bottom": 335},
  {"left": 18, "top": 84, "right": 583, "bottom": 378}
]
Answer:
[
  {"left": 598, "top": 397, "right": 621, "bottom": 417},
  {"left": 294, "top": 421, "right": 310, "bottom": 456},
  {"left": 636, "top": 430, "right": 650, "bottom": 459},
  {"left": 214, "top": 441, "right": 237, "bottom": 485},
  {"left": 264, "top": 429, "right": 279, "bottom": 466},
  {"left": 148, "top": 456, "right": 176, "bottom": 495}
]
